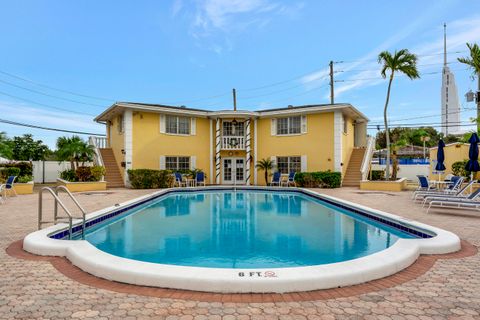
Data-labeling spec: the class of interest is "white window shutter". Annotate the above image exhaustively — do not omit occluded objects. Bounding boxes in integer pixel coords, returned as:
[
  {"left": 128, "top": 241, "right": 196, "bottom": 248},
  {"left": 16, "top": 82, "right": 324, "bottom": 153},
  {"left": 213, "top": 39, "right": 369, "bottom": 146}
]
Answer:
[
  {"left": 190, "top": 156, "right": 196, "bottom": 170},
  {"left": 270, "top": 156, "right": 277, "bottom": 168},
  {"left": 190, "top": 118, "right": 196, "bottom": 135},
  {"left": 159, "top": 156, "right": 166, "bottom": 169},
  {"left": 160, "top": 115, "right": 166, "bottom": 133},
  {"left": 301, "top": 155, "right": 307, "bottom": 172},
  {"left": 271, "top": 118, "right": 277, "bottom": 136},
  {"left": 301, "top": 115, "right": 307, "bottom": 133}
]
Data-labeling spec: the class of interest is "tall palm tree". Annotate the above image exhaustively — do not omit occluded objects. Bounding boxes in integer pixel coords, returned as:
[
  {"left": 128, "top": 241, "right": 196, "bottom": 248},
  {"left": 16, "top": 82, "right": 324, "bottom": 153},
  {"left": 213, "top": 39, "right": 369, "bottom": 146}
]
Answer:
[
  {"left": 458, "top": 43, "right": 480, "bottom": 131},
  {"left": 378, "top": 49, "right": 420, "bottom": 180},
  {"left": 255, "top": 158, "right": 274, "bottom": 185}
]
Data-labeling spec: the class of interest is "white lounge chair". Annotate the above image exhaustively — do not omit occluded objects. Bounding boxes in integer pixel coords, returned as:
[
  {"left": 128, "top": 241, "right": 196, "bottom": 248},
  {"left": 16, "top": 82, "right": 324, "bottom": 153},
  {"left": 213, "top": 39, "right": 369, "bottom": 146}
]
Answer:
[
  {"left": 421, "top": 180, "right": 476, "bottom": 207},
  {"left": 413, "top": 176, "right": 464, "bottom": 201},
  {"left": 426, "top": 188, "right": 480, "bottom": 213}
]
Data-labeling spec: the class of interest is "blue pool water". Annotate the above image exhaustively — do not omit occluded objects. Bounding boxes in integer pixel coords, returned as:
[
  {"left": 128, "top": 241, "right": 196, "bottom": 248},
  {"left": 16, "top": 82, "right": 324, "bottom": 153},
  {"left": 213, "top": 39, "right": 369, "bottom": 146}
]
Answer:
[{"left": 84, "top": 190, "right": 416, "bottom": 268}]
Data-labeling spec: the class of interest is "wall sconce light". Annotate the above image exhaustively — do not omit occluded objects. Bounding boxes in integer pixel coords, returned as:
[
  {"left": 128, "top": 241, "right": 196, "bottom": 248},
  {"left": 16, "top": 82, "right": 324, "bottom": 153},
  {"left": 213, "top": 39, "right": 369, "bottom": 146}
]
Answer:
[{"left": 121, "top": 149, "right": 126, "bottom": 154}]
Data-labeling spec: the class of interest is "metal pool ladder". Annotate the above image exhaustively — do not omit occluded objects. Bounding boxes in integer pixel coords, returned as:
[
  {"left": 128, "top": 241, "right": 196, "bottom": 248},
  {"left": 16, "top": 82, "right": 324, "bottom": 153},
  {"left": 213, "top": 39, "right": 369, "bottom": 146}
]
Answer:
[{"left": 38, "top": 186, "right": 87, "bottom": 240}]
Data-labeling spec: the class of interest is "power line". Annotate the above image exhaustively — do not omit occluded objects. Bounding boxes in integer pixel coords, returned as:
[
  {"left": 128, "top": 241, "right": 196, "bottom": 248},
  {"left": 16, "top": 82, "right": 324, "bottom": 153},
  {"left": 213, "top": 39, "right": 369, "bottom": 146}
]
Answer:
[
  {"left": 0, "top": 90, "right": 96, "bottom": 116},
  {"left": 335, "top": 68, "right": 469, "bottom": 83},
  {"left": 0, "top": 118, "right": 105, "bottom": 136},
  {"left": 334, "top": 50, "right": 467, "bottom": 64},
  {"left": 337, "top": 61, "right": 461, "bottom": 74},
  {"left": 0, "top": 69, "right": 115, "bottom": 102},
  {"left": 0, "top": 78, "right": 105, "bottom": 107},
  {"left": 369, "top": 107, "right": 476, "bottom": 124}
]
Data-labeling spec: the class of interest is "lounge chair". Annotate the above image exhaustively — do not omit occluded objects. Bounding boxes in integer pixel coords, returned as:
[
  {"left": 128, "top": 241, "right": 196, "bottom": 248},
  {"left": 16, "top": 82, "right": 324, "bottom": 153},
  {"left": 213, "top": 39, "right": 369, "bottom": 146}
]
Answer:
[
  {"left": 270, "top": 172, "right": 281, "bottom": 186},
  {"left": 412, "top": 176, "right": 464, "bottom": 201},
  {"left": 411, "top": 175, "right": 435, "bottom": 199},
  {"left": 282, "top": 171, "right": 296, "bottom": 187},
  {"left": 421, "top": 180, "right": 477, "bottom": 206},
  {"left": 173, "top": 172, "right": 186, "bottom": 187},
  {"left": 0, "top": 176, "right": 17, "bottom": 197},
  {"left": 195, "top": 172, "right": 205, "bottom": 186},
  {"left": 426, "top": 187, "right": 480, "bottom": 213}
]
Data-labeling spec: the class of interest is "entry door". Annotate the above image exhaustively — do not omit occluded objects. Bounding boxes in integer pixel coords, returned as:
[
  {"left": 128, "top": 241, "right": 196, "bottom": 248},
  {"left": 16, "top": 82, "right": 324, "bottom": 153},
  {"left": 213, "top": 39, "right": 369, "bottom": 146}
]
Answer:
[{"left": 223, "top": 158, "right": 245, "bottom": 184}]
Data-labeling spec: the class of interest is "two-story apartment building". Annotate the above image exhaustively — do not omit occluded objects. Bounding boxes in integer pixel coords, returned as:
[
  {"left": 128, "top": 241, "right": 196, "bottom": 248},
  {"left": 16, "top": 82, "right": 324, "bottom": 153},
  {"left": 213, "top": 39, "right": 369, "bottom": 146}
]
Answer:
[{"left": 93, "top": 102, "right": 368, "bottom": 186}]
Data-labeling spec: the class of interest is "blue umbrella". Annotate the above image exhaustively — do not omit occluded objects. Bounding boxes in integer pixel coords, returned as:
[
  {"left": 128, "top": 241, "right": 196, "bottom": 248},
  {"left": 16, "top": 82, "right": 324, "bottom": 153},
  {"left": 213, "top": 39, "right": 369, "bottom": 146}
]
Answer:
[
  {"left": 465, "top": 133, "right": 480, "bottom": 175},
  {"left": 435, "top": 139, "right": 446, "bottom": 171}
]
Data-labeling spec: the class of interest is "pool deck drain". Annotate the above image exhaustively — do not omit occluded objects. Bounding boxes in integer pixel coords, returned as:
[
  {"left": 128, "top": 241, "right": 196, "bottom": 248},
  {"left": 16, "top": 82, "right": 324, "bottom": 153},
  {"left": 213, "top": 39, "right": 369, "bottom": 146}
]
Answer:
[{"left": 7, "top": 239, "right": 477, "bottom": 303}]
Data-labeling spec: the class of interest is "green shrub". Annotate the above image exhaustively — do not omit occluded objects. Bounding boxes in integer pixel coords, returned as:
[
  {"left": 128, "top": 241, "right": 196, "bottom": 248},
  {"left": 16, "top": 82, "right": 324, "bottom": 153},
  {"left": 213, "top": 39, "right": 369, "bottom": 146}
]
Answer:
[
  {"left": 60, "top": 169, "right": 78, "bottom": 182},
  {"left": 90, "top": 166, "right": 105, "bottom": 181},
  {"left": 0, "top": 167, "right": 21, "bottom": 179},
  {"left": 127, "top": 169, "right": 174, "bottom": 189},
  {"left": 17, "top": 175, "right": 33, "bottom": 183},
  {"left": 75, "top": 166, "right": 92, "bottom": 182},
  {"left": 451, "top": 160, "right": 470, "bottom": 178},
  {"left": 0, "top": 162, "right": 33, "bottom": 177},
  {"left": 295, "top": 171, "right": 342, "bottom": 188},
  {"left": 370, "top": 170, "right": 385, "bottom": 181}
]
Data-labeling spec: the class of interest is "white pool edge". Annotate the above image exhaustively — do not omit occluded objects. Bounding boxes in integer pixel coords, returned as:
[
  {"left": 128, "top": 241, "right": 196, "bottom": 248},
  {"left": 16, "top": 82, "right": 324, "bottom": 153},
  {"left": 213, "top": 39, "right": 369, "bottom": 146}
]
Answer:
[{"left": 23, "top": 187, "right": 461, "bottom": 293}]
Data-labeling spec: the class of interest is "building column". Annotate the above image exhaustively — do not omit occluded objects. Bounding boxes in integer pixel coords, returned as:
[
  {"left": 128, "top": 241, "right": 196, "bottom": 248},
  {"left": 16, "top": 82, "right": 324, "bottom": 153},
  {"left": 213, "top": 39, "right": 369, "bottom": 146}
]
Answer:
[
  {"left": 253, "top": 118, "right": 258, "bottom": 185},
  {"left": 215, "top": 118, "right": 221, "bottom": 184},
  {"left": 245, "top": 118, "right": 251, "bottom": 185},
  {"left": 333, "top": 111, "right": 343, "bottom": 173},
  {"left": 124, "top": 109, "right": 133, "bottom": 187},
  {"left": 209, "top": 119, "right": 213, "bottom": 184}
]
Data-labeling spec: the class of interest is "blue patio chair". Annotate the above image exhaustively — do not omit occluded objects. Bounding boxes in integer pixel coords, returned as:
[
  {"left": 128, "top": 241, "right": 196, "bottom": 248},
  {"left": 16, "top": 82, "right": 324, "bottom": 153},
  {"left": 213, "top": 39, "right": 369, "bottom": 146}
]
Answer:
[
  {"left": 173, "top": 172, "right": 185, "bottom": 187},
  {"left": 282, "top": 171, "right": 296, "bottom": 187},
  {"left": 270, "top": 172, "right": 281, "bottom": 186},
  {"left": 195, "top": 172, "right": 205, "bottom": 186},
  {"left": 412, "top": 175, "right": 434, "bottom": 199},
  {"left": 0, "top": 176, "right": 17, "bottom": 197}
]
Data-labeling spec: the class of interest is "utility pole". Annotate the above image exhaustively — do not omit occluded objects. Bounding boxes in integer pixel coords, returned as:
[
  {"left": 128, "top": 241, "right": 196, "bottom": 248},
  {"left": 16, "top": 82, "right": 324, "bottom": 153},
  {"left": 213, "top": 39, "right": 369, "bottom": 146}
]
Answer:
[
  {"left": 329, "top": 61, "right": 334, "bottom": 104},
  {"left": 232, "top": 88, "right": 237, "bottom": 112}
]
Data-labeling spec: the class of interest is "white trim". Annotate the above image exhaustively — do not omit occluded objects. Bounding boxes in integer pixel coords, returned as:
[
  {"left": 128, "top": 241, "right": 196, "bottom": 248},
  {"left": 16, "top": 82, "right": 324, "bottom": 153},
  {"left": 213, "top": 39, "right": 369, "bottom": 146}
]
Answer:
[
  {"left": 191, "top": 118, "right": 196, "bottom": 135},
  {"left": 190, "top": 156, "right": 196, "bottom": 170},
  {"left": 124, "top": 109, "right": 133, "bottom": 187},
  {"left": 159, "top": 115, "right": 166, "bottom": 133},
  {"left": 23, "top": 186, "right": 460, "bottom": 294},
  {"left": 209, "top": 119, "right": 213, "bottom": 185},
  {"left": 334, "top": 111, "right": 343, "bottom": 172},
  {"left": 271, "top": 118, "right": 276, "bottom": 136},
  {"left": 159, "top": 156, "right": 166, "bottom": 170},
  {"left": 254, "top": 119, "right": 258, "bottom": 185},
  {"left": 301, "top": 155, "right": 307, "bottom": 172},
  {"left": 301, "top": 115, "right": 307, "bottom": 134}
]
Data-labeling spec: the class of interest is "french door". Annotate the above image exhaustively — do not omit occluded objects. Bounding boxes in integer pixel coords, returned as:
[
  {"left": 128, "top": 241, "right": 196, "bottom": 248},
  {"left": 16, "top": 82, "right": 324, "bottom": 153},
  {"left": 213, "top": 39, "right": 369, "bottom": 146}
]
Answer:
[{"left": 222, "top": 158, "right": 245, "bottom": 185}]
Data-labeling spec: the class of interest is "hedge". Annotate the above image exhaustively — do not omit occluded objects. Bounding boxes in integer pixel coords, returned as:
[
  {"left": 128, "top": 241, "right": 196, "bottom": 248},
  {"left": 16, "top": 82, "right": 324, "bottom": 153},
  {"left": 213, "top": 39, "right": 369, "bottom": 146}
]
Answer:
[
  {"left": 370, "top": 170, "right": 385, "bottom": 181},
  {"left": 294, "top": 171, "right": 342, "bottom": 188},
  {"left": 127, "top": 169, "right": 174, "bottom": 189},
  {"left": 60, "top": 166, "right": 106, "bottom": 182}
]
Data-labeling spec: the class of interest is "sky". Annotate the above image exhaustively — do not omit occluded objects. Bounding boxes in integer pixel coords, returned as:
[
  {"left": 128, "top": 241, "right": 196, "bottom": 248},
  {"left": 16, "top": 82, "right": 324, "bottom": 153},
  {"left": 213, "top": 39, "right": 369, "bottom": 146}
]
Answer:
[{"left": 1, "top": 0, "right": 480, "bottom": 148}]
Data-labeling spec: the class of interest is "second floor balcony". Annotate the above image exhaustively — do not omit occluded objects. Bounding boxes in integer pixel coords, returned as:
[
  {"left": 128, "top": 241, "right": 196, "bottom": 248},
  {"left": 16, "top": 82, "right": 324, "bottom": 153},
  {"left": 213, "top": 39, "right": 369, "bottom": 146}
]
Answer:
[{"left": 221, "top": 135, "right": 246, "bottom": 150}]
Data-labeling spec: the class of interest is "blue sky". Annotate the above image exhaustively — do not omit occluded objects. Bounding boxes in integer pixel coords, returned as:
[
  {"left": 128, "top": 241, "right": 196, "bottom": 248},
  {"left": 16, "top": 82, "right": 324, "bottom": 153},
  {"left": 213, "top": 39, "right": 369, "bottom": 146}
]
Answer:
[{"left": 1, "top": 0, "right": 480, "bottom": 148}]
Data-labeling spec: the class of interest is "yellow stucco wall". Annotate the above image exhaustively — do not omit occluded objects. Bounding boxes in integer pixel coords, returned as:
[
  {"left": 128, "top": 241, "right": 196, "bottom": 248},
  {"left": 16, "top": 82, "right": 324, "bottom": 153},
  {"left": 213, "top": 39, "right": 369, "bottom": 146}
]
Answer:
[
  {"left": 131, "top": 112, "right": 212, "bottom": 181},
  {"left": 12, "top": 182, "right": 34, "bottom": 195},
  {"left": 341, "top": 116, "right": 355, "bottom": 176},
  {"left": 57, "top": 179, "right": 107, "bottom": 192},
  {"left": 429, "top": 143, "right": 469, "bottom": 180},
  {"left": 359, "top": 178, "right": 407, "bottom": 191},
  {"left": 256, "top": 113, "right": 335, "bottom": 186},
  {"left": 108, "top": 116, "right": 125, "bottom": 179}
]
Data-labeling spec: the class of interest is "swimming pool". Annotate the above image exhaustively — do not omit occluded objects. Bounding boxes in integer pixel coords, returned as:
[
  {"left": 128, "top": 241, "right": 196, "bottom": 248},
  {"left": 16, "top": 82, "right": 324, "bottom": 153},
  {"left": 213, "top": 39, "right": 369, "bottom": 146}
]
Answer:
[{"left": 24, "top": 187, "right": 461, "bottom": 293}]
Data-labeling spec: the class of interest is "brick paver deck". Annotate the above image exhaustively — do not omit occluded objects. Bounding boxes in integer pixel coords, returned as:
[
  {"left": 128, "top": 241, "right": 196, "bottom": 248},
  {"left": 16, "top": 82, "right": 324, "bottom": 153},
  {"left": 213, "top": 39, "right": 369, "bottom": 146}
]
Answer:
[{"left": 1, "top": 188, "right": 479, "bottom": 319}]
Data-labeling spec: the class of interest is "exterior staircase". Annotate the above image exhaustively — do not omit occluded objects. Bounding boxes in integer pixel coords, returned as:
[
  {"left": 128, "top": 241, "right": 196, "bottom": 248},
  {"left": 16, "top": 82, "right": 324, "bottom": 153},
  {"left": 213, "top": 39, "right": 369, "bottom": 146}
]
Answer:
[
  {"left": 342, "top": 148, "right": 366, "bottom": 187},
  {"left": 99, "top": 148, "right": 125, "bottom": 188}
]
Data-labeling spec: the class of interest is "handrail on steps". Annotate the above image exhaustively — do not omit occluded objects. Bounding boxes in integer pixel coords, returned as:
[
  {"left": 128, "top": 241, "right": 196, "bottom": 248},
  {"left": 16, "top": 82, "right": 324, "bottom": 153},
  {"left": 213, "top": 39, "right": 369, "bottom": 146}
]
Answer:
[{"left": 360, "top": 136, "right": 376, "bottom": 181}]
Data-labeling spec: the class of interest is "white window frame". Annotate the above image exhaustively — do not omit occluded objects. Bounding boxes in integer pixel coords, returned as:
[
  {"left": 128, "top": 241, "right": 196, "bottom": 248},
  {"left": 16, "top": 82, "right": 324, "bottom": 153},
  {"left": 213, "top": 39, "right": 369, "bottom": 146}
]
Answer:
[
  {"left": 165, "top": 156, "right": 191, "bottom": 171},
  {"left": 164, "top": 115, "right": 191, "bottom": 135},
  {"left": 276, "top": 156, "right": 302, "bottom": 174},
  {"left": 275, "top": 116, "right": 305, "bottom": 136}
]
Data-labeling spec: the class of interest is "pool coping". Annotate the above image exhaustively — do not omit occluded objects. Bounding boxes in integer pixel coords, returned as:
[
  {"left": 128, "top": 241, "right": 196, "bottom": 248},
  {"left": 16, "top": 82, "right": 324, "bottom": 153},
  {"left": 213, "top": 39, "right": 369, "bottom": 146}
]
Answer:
[{"left": 22, "top": 186, "right": 462, "bottom": 293}]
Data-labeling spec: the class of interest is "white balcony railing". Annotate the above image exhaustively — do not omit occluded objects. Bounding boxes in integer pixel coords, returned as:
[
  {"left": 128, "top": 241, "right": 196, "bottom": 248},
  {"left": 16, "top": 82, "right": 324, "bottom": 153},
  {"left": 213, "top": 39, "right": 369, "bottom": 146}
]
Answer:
[{"left": 221, "top": 136, "right": 245, "bottom": 150}]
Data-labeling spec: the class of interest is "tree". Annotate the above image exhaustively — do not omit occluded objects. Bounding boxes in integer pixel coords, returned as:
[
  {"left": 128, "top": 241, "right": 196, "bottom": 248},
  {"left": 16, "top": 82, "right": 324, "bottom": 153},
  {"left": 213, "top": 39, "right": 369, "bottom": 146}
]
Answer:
[
  {"left": 0, "top": 132, "right": 12, "bottom": 159},
  {"left": 10, "top": 134, "right": 50, "bottom": 161},
  {"left": 56, "top": 136, "right": 95, "bottom": 170},
  {"left": 458, "top": 43, "right": 480, "bottom": 132},
  {"left": 255, "top": 158, "right": 275, "bottom": 185},
  {"left": 378, "top": 49, "right": 420, "bottom": 180}
]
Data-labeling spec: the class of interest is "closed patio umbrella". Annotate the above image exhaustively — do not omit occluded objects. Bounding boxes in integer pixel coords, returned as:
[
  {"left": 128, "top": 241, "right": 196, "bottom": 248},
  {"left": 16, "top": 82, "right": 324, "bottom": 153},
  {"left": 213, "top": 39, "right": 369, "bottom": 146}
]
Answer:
[
  {"left": 435, "top": 139, "right": 446, "bottom": 182},
  {"left": 465, "top": 133, "right": 480, "bottom": 183}
]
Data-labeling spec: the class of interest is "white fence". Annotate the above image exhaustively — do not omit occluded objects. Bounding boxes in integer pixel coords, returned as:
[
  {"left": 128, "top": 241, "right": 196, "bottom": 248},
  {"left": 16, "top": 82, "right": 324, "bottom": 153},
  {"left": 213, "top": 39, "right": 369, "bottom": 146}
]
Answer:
[
  {"left": 32, "top": 161, "right": 93, "bottom": 183},
  {"left": 371, "top": 164, "right": 430, "bottom": 182}
]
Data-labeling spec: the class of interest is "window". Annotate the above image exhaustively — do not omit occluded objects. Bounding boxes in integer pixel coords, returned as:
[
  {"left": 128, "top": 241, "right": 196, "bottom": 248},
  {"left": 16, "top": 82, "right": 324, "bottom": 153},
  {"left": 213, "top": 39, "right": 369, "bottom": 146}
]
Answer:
[
  {"left": 343, "top": 116, "right": 348, "bottom": 134},
  {"left": 276, "top": 116, "right": 301, "bottom": 135},
  {"left": 117, "top": 115, "right": 124, "bottom": 134},
  {"left": 276, "top": 156, "right": 301, "bottom": 174},
  {"left": 166, "top": 115, "right": 190, "bottom": 134},
  {"left": 223, "top": 121, "right": 244, "bottom": 136},
  {"left": 165, "top": 156, "right": 190, "bottom": 171}
]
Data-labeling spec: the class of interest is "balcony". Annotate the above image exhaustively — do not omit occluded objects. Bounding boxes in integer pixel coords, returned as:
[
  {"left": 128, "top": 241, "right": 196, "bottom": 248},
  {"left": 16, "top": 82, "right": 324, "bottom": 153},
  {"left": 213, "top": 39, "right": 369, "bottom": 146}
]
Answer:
[{"left": 221, "top": 136, "right": 245, "bottom": 150}]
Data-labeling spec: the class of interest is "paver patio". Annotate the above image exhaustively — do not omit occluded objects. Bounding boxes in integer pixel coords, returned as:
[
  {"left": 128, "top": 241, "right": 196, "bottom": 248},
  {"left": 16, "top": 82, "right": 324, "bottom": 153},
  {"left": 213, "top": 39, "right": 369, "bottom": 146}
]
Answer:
[{"left": 1, "top": 187, "right": 479, "bottom": 319}]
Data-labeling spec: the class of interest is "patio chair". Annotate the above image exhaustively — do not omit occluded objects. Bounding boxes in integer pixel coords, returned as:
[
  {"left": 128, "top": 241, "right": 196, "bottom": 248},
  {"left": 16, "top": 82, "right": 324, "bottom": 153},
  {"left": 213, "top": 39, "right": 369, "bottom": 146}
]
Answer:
[
  {"left": 426, "top": 187, "right": 480, "bottom": 213},
  {"left": 412, "top": 176, "right": 464, "bottom": 201},
  {"left": 270, "top": 172, "right": 281, "bottom": 186},
  {"left": 421, "top": 180, "right": 477, "bottom": 207},
  {"left": 411, "top": 175, "right": 434, "bottom": 199},
  {"left": 0, "top": 176, "right": 17, "bottom": 197},
  {"left": 173, "top": 172, "right": 186, "bottom": 187},
  {"left": 195, "top": 172, "right": 205, "bottom": 187},
  {"left": 281, "top": 171, "right": 296, "bottom": 187}
]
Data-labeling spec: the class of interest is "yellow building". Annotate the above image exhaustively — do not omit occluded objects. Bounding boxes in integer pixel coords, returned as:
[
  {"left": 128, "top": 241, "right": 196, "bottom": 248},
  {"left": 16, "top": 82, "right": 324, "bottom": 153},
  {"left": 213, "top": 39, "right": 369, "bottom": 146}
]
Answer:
[{"left": 94, "top": 102, "right": 369, "bottom": 186}]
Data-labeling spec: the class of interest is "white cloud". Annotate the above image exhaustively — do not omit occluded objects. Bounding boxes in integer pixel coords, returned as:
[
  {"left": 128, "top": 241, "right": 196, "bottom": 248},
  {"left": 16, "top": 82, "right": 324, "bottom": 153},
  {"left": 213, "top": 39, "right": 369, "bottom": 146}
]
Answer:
[{"left": 171, "top": 0, "right": 184, "bottom": 17}]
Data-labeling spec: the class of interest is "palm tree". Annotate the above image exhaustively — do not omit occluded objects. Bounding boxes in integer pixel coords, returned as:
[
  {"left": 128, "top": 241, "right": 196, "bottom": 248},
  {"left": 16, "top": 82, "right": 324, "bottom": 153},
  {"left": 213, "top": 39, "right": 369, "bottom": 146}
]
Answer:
[
  {"left": 255, "top": 158, "right": 274, "bottom": 185},
  {"left": 378, "top": 49, "right": 420, "bottom": 180},
  {"left": 56, "top": 136, "right": 95, "bottom": 170},
  {"left": 458, "top": 43, "right": 480, "bottom": 131}
]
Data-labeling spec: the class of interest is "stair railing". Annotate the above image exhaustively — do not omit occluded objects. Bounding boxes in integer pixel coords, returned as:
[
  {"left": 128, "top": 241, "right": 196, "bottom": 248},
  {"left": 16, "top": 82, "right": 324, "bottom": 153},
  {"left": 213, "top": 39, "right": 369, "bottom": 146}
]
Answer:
[
  {"left": 89, "top": 136, "right": 105, "bottom": 181},
  {"left": 360, "top": 136, "right": 376, "bottom": 181}
]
